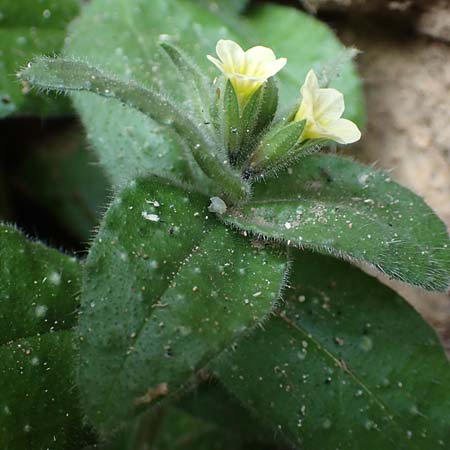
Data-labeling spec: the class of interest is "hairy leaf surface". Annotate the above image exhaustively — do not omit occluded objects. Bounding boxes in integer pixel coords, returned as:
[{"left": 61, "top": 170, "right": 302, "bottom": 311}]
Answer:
[
  {"left": 223, "top": 155, "right": 450, "bottom": 291},
  {"left": 0, "top": 0, "right": 79, "bottom": 117},
  {"left": 0, "top": 224, "right": 81, "bottom": 343},
  {"left": 0, "top": 332, "right": 94, "bottom": 450},
  {"left": 78, "top": 177, "right": 287, "bottom": 432},
  {"left": 214, "top": 251, "right": 450, "bottom": 449},
  {"left": 0, "top": 224, "right": 92, "bottom": 449}
]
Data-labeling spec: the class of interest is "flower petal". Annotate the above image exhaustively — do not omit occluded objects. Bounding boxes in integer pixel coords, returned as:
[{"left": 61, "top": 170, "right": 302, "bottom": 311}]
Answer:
[
  {"left": 264, "top": 57, "right": 287, "bottom": 78},
  {"left": 244, "top": 46, "right": 276, "bottom": 76},
  {"left": 216, "top": 39, "right": 245, "bottom": 73},
  {"left": 315, "top": 88, "right": 345, "bottom": 122},
  {"left": 322, "top": 118, "right": 361, "bottom": 144},
  {"left": 299, "top": 69, "right": 319, "bottom": 116},
  {"left": 294, "top": 98, "right": 312, "bottom": 123},
  {"left": 208, "top": 39, "right": 286, "bottom": 108},
  {"left": 301, "top": 69, "right": 319, "bottom": 99},
  {"left": 295, "top": 70, "right": 318, "bottom": 122},
  {"left": 206, "top": 55, "right": 224, "bottom": 74}
]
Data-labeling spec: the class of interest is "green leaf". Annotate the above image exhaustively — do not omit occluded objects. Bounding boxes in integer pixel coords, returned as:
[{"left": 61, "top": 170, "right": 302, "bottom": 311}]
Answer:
[
  {"left": 214, "top": 251, "right": 450, "bottom": 449},
  {"left": 0, "top": 332, "right": 94, "bottom": 450},
  {"left": 0, "top": 223, "right": 81, "bottom": 344},
  {"left": 78, "top": 176, "right": 287, "bottom": 432},
  {"left": 0, "top": 0, "right": 80, "bottom": 117},
  {"left": 20, "top": 58, "right": 200, "bottom": 137},
  {"left": 64, "top": 0, "right": 364, "bottom": 187},
  {"left": 101, "top": 407, "right": 249, "bottom": 450},
  {"left": 20, "top": 57, "right": 249, "bottom": 204},
  {"left": 14, "top": 125, "right": 110, "bottom": 242},
  {"left": 223, "top": 154, "right": 450, "bottom": 291},
  {"left": 0, "top": 224, "right": 94, "bottom": 449},
  {"left": 88, "top": 398, "right": 273, "bottom": 450},
  {"left": 196, "top": 0, "right": 250, "bottom": 15},
  {"left": 179, "top": 380, "right": 277, "bottom": 445},
  {"left": 152, "top": 408, "right": 245, "bottom": 450},
  {"left": 99, "top": 381, "right": 277, "bottom": 450}
]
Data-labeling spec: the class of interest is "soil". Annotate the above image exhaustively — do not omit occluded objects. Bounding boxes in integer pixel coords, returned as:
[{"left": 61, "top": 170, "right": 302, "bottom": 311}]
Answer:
[{"left": 328, "top": 13, "right": 450, "bottom": 353}]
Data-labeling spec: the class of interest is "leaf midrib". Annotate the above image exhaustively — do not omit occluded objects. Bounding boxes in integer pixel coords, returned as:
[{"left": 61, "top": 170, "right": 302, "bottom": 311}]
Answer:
[
  {"left": 99, "top": 226, "right": 216, "bottom": 411},
  {"left": 277, "top": 312, "right": 423, "bottom": 450},
  {"left": 227, "top": 198, "right": 400, "bottom": 241}
]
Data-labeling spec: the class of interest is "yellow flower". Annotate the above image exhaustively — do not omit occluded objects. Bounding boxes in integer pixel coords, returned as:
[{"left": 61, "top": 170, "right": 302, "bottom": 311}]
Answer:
[
  {"left": 207, "top": 39, "right": 287, "bottom": 107},
  {"left": 295, "top": 69, "right": 361, "bottom": 145}
]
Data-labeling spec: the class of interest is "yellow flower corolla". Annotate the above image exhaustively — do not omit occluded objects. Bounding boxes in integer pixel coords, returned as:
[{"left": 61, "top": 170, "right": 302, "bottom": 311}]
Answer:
[
  {"left": 295, "top": 69, "right": 361, "bottom": 145},
  {"left": 207, "top": 39, "right": 287, "bottom": 107}
]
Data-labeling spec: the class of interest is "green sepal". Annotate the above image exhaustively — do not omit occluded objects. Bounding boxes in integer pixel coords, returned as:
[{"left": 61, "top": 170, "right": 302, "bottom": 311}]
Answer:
[
  {"left": 257, "top": 137, "right": 331, "bottom": 179},
  {"left": 237, "top": 78, "right": 279, "bottom": 167},
  {"left": 159, "top": 42, "right": 212, "bottom": 127},
  {"left": 225, "top": 79, "right": 279, "bottom": 167},
  {"left": 223, "top": 80, "right": 241, "bottom": 156},
  {"left": 209, "top": 79, "right": 223, "bottom": 138},
  {"left": 248, "top": 120, "right": 306, "bottom": 174}
]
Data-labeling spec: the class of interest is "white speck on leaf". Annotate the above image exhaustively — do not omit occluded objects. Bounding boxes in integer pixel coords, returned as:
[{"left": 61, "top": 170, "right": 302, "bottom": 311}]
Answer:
[
  {"left": 145, "top": 199, "right": 160, "bottom": 207},
  {"left": 48, "top": 271, "right": 61, "bottom": 285},
  {"left": 208, "top": 197, "right": 227, "bottom": 215},
  {"left": 141, "top": 211, "right": 160, "bottom": 222},
  {"left": 35, "top": 305, "right": 48, "bottom": 318}
]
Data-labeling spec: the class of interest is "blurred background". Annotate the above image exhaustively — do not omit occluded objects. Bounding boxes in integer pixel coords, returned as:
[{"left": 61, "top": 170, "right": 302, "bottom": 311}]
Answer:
[{"left": 1, "top": 0, "right": 449, "bottom": 351}]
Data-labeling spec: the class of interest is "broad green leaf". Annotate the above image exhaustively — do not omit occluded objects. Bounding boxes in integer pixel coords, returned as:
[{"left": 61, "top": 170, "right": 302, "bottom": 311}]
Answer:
[
  {"left": 179, "top": 380, "right": 277, "bottom": 445},
  {"left": 0, "top": 225, "right": 93, "bottom": 449},
  {"left": 197, "top": 0, "right": 249, "bottom": 15},
  {"left": 97, "top": 381, "right": 278, "bottom": 450},
  {"left": 222, "top": 154, "right": 450, "bottom": 291},
  {"left": 214, "top": 251, "right": 450, "bottom": 449},
  {"left": 64, "top": 0, "right": 364, "bottom": 187},
  {"left": 14, "top": 125, "right": 109, "bottom": 242},
  {"left": 0, "top": 224, "right": 81, "bottom": 344},
  {"left": 152, "top": 408, "right": 245, "bottom": 450},
  {"left": 0, "top": 0, "right": 79, "bottom": 117},
  {"left": 0, "top": 332, "right": 95, "bottom": 450},
  {"left": 93, "top": 408, "right": 247, "bottom": 450},
  {"left": 78, "top": 176, "right": 287, "bottom": 432}
]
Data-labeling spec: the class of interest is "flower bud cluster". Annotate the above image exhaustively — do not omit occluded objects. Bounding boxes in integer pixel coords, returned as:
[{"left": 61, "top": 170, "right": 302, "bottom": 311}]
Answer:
[{"left": 207, "top": 39, "right": 361, "bottom": 178}]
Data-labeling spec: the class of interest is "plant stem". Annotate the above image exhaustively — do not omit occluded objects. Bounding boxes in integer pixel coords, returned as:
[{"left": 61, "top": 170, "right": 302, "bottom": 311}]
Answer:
[{"left": 20, "top": 58, "right": 250, "bottom": 204}]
